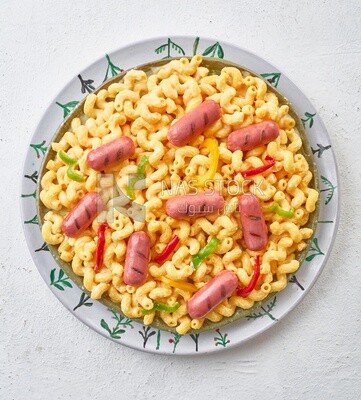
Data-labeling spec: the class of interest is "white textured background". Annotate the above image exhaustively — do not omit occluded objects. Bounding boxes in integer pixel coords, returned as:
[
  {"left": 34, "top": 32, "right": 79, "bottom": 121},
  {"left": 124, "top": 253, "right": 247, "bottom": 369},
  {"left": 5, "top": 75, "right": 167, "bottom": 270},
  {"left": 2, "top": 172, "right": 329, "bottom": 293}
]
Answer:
[{"left": 1, "top": 1, "right": 360, "bottom": 399}]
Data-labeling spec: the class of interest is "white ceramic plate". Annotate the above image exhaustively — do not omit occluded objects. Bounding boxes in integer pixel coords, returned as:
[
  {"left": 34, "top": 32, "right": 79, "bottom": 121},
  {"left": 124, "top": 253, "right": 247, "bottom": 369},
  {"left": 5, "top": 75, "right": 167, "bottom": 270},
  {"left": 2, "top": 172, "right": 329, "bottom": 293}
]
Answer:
[{"left": 20, "top": 36, "right": 339, "bottom": 355}]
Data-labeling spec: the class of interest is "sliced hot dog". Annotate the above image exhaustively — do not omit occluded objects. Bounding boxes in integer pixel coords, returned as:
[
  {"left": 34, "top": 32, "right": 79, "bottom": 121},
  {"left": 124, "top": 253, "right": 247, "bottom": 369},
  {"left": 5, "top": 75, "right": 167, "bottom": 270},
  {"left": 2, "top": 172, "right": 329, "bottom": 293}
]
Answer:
[
  {"left": 166, "top": 191, "right": 224, "bottom": 219},
  {"left": 87, "top": 137, "right": 135, "bottom": 171},
  {"left": 239, "top": 194, "right": 267, "bottom": 251},
  {"left": 61, "top": 192, "right": 104, "bottom": 238},
  {"left": 227, "top": 121, "right": 279, "bottom": 151},
  {"left": 124, "top": 231, "right": 150, "bottom": 286},
  {"left": 187, "top": 270, "right": 238, "bottom": 319},
  {"left": 167, "top": 100, "right": 221, "bottom": 147}
]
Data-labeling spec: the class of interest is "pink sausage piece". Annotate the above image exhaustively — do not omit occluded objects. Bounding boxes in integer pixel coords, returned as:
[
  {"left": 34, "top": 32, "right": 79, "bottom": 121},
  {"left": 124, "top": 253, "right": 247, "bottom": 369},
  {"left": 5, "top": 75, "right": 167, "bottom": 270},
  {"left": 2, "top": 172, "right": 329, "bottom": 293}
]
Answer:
[
  {"left": 61, "top": 192, "right": 104, "bottom": 238},
  {"left": 187, "top": 270, "right": 238, "bottom": 319},
  {"left": 124, "top": 232, "right": 151, "bottom": 286},
  {"left": 167, "top": 100, "right": 221, "bottom": 147},
  {"left": 227, "top": 120, "right": 279, "bottom": 152},
  {"left": 87, "top": 137, "right": 135, "bottom": 171},
  {"left": 239, "top": 194, "right": 268, "bottom": 251},
  {"left": 166, "top": 191, "right": 224, "bottom": 219}
]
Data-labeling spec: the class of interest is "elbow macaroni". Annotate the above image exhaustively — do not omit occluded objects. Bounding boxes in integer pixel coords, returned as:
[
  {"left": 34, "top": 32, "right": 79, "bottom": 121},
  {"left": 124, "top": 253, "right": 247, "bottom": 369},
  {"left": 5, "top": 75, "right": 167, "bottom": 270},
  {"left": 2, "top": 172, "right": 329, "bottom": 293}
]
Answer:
[{"left": 39, "top": 56, "right": 318, "bottom": 335}]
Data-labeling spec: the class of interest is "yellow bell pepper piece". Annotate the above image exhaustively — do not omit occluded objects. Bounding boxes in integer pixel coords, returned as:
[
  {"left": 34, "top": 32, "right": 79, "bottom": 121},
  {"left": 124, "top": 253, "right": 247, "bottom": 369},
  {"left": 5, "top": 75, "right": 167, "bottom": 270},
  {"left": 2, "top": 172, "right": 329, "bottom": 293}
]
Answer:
[
  {"left": 193, "top": 138, "right": 219, "bottom": 188},
  {"left": 160, "top": 276, "right": 197, "bottom": 293}
]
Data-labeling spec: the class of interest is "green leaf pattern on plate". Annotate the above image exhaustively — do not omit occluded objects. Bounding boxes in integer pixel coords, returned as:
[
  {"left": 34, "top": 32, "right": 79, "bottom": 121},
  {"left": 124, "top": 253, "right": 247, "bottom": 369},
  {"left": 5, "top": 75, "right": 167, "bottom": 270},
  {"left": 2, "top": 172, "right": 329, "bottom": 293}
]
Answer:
[
  {"left": 100, "top": 309, "right": 133, "bottom": 339},
  {"left": 192, "top": 37, "right": 200, "bottom": 56},
  {"left": 101, "top": 319, "right": 125, "bottom": 339},
  {"left": 103, "top": 54, "right": 123, "bottom": 82},
  {"left": 301, "top": 111, "right": 316, "bottom": 128},
  {"left": 50, "top": 268, "right": 73, "bottom": 291},
  {"left": 73, "top": 292, "right": 93, "bottom": 311},
  {"left": 192, "top": 36, "right": 225, "bottom": 58},
  {"left": 306, "top": 238, "right": 324, "bottom": 262},
  {"left": 30, "top": 140, "right": 47, "bottom": 158},
  {"left": 21, "top": 190, "right": 36, "bottom": 199},
  {"left": 22, "top": 162, "right": 40, "bottom": 225},
  {"left": 214, "top": 329, "right": 230, "bottom": 347},
  {"left": 24, "top": 214, "right": 38, "bottom": 225},
  {"left": 202, "top": 41, "right": 224, "bottom": 59},
  {"left": 247, "top": 296, "right": 278, "bottom": 321},
  {"left": 56, "top": 101, "right": 79, "bottom": 118},
  {"left": 155, "top": 38, "right": 185, "bottom": 59},
  {"left": 169, "top": 332, "right": 182, "bottom": 353},
  {"left": 260, "top": 72, "right": 281, "bottom": 88},
  {"left": 320, "top": 175, "right": 337, "bottom": 205},
  {"left": 156, "top": 329, "right": 161, "bottom": 350}
]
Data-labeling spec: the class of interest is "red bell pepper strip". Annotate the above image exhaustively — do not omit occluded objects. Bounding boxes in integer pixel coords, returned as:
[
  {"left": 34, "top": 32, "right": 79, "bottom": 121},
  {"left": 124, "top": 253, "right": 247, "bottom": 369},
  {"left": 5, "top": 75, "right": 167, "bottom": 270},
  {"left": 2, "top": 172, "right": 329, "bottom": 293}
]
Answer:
[
  {"left": 154, "top": 235, "right": 180, "bottom": 264},
  {"left": 239, "top": 155, "right": 275, "bottom": 178},
  {"left": 236, "top": 255, "right": 261, "bottom": 297},
  {"left": 94, "top": 223, "right": 107, "bottom": 272}
]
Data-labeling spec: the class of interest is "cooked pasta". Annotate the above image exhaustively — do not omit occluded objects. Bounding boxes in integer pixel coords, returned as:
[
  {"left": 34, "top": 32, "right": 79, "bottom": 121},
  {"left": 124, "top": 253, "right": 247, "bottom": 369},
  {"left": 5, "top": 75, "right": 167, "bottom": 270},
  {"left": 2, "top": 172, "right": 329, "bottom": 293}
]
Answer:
[{"left": 40, "top": 56, "right": 319, "bottom": 334}]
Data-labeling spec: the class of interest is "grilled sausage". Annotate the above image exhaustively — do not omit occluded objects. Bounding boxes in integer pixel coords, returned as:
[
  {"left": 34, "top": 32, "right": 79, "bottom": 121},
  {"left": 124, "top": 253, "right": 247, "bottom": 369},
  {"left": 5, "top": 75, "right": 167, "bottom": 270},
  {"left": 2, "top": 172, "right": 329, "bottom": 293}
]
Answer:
[
  {"left": 61, "top": 192, "right": 104, "bottom": 237},
  {"left": 87, "top": 137, "right": 135, "bottom": 171},
  {"left": 166, "top": 191, "right": 224, "bottom": 219},
  {"left": 123, "top": 232, "right": 151, "bottom": 286},
  {"left": 239, "top": 194, "right": 267, "bottom": 251},
  {"left": 227, "top": 121, "right": 279, "bottom": 151},
  {"left": 187, "top": 270, "right": 238, "bottom": 319},
  {"left": 167, "top": 100, "right": 221, "bottom": 147}
]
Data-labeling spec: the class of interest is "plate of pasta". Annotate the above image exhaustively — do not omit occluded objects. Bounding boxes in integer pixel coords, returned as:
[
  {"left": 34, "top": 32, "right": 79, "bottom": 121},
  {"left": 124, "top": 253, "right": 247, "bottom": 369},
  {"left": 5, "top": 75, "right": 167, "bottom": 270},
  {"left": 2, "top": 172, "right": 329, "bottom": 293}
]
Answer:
[{"left": 21, "top": 36, "right": 339, "bottom": 354}]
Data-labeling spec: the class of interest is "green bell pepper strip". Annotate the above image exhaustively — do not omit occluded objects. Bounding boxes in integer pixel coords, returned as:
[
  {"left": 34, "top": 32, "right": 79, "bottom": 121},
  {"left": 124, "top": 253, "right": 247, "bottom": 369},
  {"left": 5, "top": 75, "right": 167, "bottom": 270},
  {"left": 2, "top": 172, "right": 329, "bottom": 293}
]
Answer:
[
  {"left": 141, "top": 302, "right": 180, "bottom": 315},
  {"left": 126, "top": 174, "right": 142, "bottom": 200},
  {"left": 191, "top": 237, "right": 220, "bottom": 270},
  {"left": 58, "top": 150, "right": 84, "bottom": 182},
  {"left": 267, "top": 203, "right": 295, "bottom": 218},
  {"left": 126, "top": 156, "right": 149, "bottom": 199},
  {"left": 67, "top": 165, "right": 85, "bottom": 182},
  {"left": 137, "top": 156, "right": 149, "bottom": 175},
  {"left": 58, "top": 150, "right": 78, "bottom": 166}
]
